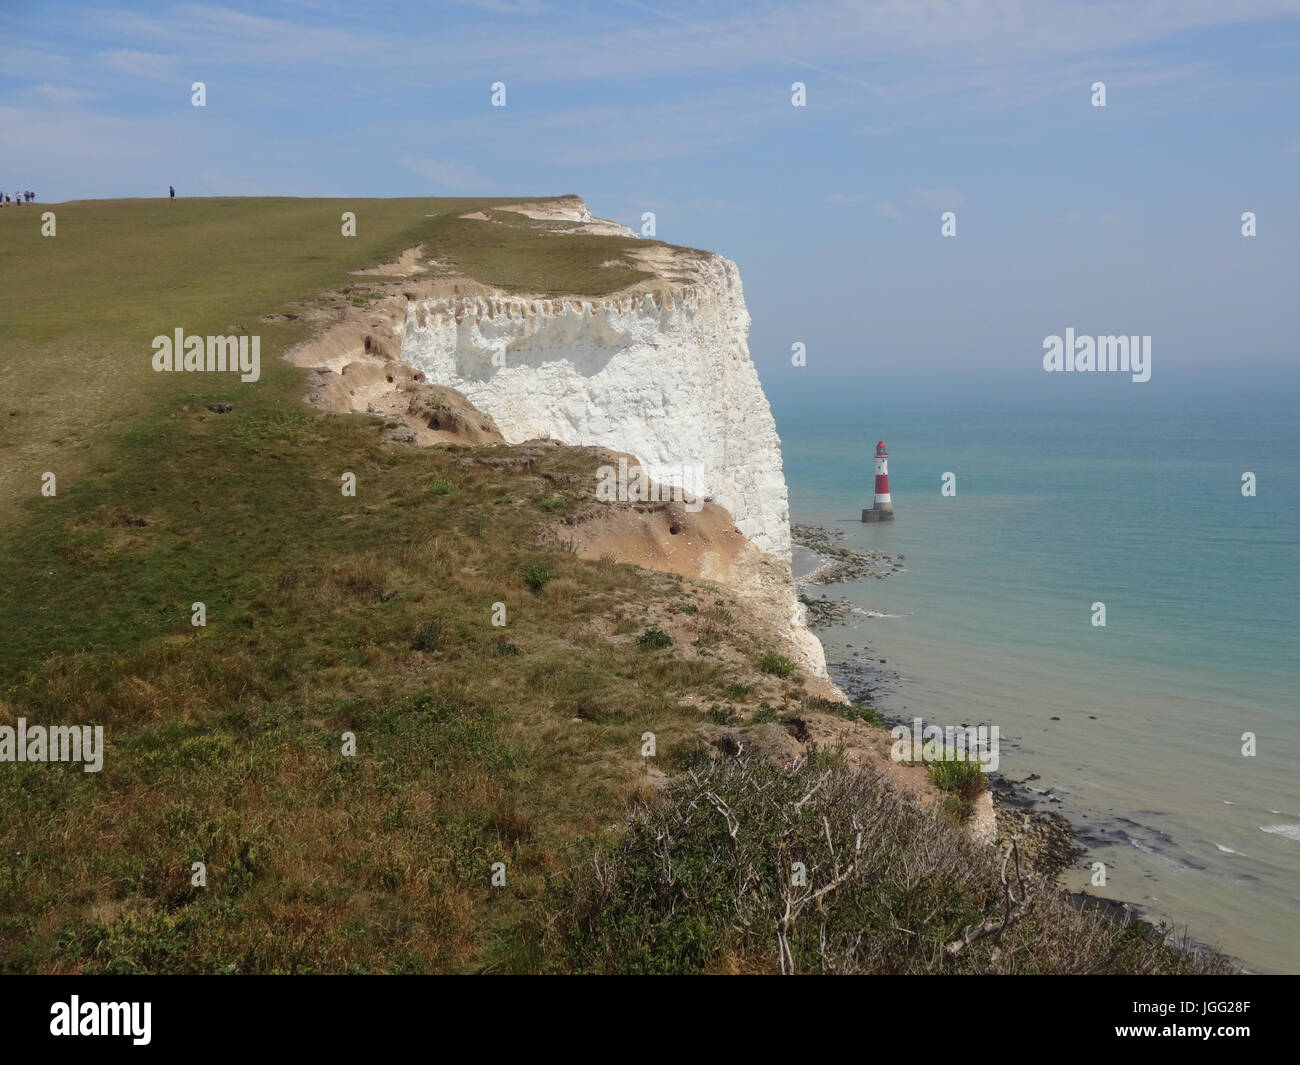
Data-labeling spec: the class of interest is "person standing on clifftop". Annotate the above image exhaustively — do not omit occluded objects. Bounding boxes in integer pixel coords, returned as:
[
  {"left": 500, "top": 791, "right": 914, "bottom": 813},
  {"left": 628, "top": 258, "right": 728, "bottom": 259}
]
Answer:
[{"left": 169, "top": 185, "right": 175, "bottom": 200}]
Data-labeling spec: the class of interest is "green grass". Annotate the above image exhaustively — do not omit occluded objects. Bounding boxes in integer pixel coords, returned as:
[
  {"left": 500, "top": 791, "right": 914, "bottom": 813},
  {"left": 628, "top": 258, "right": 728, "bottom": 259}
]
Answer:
[
  {"left": 927, "top": 755, "right": 988, "bottom": 800},
  {"left": 0, "top": 407, "right": 771, "bottom": 971},
  {"left": 411, "top": 619, "right": 444, "bottom": 652},
  {"left": 803, "top": 696, "right": 886, "bottom": 728},
  {"left": 0, "top": 196, "right": 1226, "bottom": 976},
  {"left": 756, "top": 651, "right": 796, "bottom": 678},
  {"left": 421, "top": 208, "right": 656, "bottom": 295},
  {"left": 0, "top": 196, "right": 785, "bottom": 974},
  {"left": 0, "top": 196, "right": 489, "bottom": 522}
]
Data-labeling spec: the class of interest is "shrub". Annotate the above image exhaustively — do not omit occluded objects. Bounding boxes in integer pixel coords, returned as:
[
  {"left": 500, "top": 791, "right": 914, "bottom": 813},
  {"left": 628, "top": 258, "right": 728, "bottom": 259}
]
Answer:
[
  {"left": 804, "top": 697, "right": 885, "bottom": 728},
  {"left": 637, "top": 628, "right": 673, "bottom": 650},
  {"left": 939, "top": 795, "right": 976, "bottom": 827},
  {"left": 522, "top": 562, "right": 552, "bottom": 593},
  {"left": 750, "top": 703, "right": 780, "bottom": 724},
  {"left": 706, "top": 705, "right": 737, "bottom": 725},
  {"left": 722, "top": 682, "right": 753, "bottom": 699},
  {"left": 756, "top": 651, "right": 796, "bottom": 678},
  {"left": 927, "top": 755, "right": 987, "bottom": 800},
  {"left": 557, "top": 752, "right": 1231, "bottom": 975},
  {"left": 411, "top": 619, "right": 442, "bottom": 652},
  {"left": 429, "top": 479, "right": 453, "bottom": 495},
  {"left": 850, "top": 704, "right": 886, "bottom": 727}
]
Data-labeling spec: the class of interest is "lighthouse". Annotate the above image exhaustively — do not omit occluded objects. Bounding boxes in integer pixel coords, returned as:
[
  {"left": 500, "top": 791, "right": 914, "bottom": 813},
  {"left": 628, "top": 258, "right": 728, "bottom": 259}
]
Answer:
[{"left": 861, "top": 440, "right": 895, "bottom": 522}]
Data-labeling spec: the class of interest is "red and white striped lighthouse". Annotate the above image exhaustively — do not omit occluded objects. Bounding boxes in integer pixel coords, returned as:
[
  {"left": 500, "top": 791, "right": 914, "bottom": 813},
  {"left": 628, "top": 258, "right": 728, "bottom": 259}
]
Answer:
[{"left": 862, "top": 440, "right": 896, "bottom": 522}]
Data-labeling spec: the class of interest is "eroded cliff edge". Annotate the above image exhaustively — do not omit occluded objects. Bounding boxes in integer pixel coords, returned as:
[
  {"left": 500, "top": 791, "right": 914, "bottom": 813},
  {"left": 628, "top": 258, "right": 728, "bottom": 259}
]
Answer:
[
  {"left": 400, "top": 249, "right": 791, "bottom": 561},
  {"left": 284, "top": 197, "right": 828, "bottom": 681}
]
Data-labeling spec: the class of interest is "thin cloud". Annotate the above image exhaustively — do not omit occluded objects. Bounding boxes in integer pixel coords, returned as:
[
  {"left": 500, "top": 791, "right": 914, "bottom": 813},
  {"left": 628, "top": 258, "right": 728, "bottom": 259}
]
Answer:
[
  {"left": 97, "top": 5, "right": 385, "bottom": 66},
  {"left": 911, "top": 187, "right": 966, "bottom": 210},
  {"left": 448, "top": 0, "right": 549, "bottom": 11},
  {"left": 99, "top": 49, "right": 179, "bottom": 80},
  {"left": 877, "top": 201, "right": 906, "bottom": 225},
  {"left": 30, "top": 85, "right": 94, "bottom": 105}
]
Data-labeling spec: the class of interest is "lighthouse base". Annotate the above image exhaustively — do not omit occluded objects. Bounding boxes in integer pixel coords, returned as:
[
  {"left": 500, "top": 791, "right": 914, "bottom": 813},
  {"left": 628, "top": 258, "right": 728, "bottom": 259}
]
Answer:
[{"left": 861, "top": 507, "right": 895, "bottom": 523}]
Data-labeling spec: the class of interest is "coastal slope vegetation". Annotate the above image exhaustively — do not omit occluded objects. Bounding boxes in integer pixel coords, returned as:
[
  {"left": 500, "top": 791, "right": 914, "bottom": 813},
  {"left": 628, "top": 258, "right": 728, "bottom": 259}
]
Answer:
[{"left": 0, "top": 198, "right": 1227, "bottom": 974}]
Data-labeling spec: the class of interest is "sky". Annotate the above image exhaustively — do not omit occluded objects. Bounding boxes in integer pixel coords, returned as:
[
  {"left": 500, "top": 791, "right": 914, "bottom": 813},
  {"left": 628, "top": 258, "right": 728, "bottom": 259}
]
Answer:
[{"left": 2, "top": 0, "right": 1298, "bottom": 407}]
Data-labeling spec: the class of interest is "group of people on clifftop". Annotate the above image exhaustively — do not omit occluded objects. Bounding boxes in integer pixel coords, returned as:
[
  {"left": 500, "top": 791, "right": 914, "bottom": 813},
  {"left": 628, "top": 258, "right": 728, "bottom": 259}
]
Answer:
[{"left": 0, "top": 188, "right": 174, "bottom": 205}]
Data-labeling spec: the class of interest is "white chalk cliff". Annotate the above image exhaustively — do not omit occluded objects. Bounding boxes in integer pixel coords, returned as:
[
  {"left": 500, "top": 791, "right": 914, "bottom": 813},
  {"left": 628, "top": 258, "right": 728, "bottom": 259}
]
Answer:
[
  {"left": 400, "top": 233, "right": 792, "bottom": 559},
  {"left": 290, "top": 198, "right": 829, "bottom": 678}
]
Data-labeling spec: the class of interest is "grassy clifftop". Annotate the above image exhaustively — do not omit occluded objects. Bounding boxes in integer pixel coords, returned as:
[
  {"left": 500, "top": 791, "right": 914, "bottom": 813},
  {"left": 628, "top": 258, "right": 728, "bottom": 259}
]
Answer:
[
  {"left": 0, "top": 195, "right": 660, "bottom": 522},
  {"left": 0, "top": 198, "right": 1225, "bottom": 973},
  {"left": 0, "top": 196, "right": 821, "bottom": 972}
]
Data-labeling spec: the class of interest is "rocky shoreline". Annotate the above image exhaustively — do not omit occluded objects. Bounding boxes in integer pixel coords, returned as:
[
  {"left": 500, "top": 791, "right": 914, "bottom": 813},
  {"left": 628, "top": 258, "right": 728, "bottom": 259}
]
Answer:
[
  {"left": 791, "top": 523, "right": 904, "bottom": 584},
  {"left": 799, "top": 591, "right": 855, "bottom": 626}
]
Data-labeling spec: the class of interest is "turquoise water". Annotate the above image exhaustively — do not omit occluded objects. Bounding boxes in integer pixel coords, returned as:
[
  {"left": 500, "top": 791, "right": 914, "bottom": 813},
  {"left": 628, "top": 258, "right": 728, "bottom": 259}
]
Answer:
[{"left": 777, "top": 397, "right": 1300, "bottom": 973}]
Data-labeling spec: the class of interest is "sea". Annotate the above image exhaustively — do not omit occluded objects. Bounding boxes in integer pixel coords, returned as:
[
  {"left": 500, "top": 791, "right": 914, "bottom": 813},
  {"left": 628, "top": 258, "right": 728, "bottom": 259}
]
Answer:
[{"left": 776, "top": 390, "right": 1300, "bottom": 973}]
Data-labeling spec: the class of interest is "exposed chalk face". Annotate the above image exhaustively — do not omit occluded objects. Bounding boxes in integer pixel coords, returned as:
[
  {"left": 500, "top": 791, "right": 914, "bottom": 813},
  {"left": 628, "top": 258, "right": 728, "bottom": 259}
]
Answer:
[{"left": 400, "top": 253, "right": 793, "bottom": 559}]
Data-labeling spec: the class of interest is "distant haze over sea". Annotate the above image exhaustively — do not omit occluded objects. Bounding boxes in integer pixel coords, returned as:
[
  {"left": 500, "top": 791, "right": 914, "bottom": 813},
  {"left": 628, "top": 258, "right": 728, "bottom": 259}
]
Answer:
[{"left": 768, "top": 365, "right": 1300, "bottom": 414}]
